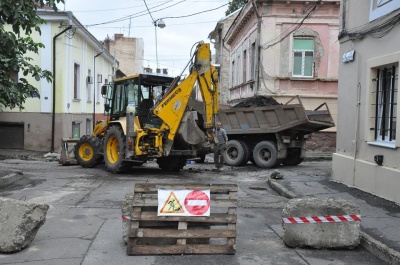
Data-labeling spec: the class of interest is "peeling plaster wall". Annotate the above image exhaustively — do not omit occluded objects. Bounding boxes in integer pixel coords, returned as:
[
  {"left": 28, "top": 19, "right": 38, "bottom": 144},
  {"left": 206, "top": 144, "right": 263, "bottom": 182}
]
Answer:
[{"left": 221, "top": 0, "right": 340, "bottom": 135}]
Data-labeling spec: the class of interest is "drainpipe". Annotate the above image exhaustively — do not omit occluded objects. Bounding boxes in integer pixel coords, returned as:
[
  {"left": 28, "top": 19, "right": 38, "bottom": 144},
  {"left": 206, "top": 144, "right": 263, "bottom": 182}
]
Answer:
[
  {"left": 51, "top": 25, "right": 72, "bottom": 153},
  {"left": 251, "top": 0, "right": 262, "bottom": 94}
]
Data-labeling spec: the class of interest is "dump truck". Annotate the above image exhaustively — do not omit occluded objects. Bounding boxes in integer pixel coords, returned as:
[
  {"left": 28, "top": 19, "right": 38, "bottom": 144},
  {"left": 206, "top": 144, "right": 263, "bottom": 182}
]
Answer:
[
  {"left": 215, "top": 96, "right": 335, "bottom": 168},
  {"left": 61, "top": 41, "right": 219, "bottom": 172}
]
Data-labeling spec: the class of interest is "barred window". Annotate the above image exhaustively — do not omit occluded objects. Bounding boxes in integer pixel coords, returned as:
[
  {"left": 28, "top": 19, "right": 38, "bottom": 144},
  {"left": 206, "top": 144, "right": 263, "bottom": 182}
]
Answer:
[{"left": 372, "top": 65, "right": 397, "bottom": 143}]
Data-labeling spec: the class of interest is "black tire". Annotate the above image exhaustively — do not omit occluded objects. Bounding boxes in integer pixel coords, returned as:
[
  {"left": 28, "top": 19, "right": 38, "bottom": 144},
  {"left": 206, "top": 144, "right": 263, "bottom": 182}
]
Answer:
[
  {"left": 74, "top": 135, "right": 102, "bottom": 168},
  {"left": 224, "top": 140, "right": 250, "bottom": 166},
  {"left": 282, "top": 148, "right": 304, "bottom": 166},
  {"left": 157, "top": 157, "right": 186, "bottom": 172},
  {"left": 103, "top": 125, "right": 129, "bottom": 173},
  {"left": 252, "top": 141, "right": 278, "bottom": 168}
]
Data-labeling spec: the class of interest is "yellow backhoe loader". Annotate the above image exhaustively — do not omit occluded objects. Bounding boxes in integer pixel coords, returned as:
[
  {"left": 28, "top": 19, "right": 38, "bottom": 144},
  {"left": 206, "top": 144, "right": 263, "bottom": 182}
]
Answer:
[{"left": 60, "top": 41, "right": 219, "bottom": 172}]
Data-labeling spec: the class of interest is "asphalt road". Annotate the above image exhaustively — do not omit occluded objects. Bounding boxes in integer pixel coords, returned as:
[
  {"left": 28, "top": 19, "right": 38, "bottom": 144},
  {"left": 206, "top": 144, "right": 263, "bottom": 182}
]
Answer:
[{"left": 0, "top": 157, "right": 384, "bottom": 265}]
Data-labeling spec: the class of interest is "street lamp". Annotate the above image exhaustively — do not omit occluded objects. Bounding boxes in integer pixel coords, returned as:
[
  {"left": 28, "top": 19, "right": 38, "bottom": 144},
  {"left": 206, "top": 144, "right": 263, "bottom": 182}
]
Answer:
[{"left": 154, "top": 18, "right": 166, "bottom": 71}]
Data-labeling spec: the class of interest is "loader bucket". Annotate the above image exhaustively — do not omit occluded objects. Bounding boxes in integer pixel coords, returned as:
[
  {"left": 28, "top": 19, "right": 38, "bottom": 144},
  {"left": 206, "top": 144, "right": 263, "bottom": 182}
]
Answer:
[{"left": 59, "top": 138, "right": 79, "bottom": 165}]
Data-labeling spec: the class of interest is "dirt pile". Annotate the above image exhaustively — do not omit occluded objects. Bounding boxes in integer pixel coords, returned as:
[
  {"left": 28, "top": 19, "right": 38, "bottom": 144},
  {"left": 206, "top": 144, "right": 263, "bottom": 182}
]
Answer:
[{"left": 233, "top": 96, "right": 281, "bottom": 108}]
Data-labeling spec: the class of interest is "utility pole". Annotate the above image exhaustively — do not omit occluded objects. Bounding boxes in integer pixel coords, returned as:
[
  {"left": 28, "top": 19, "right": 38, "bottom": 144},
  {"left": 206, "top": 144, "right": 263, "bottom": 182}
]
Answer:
[{"left": 251, "top": 0, "right": 262, "bottom": 94}]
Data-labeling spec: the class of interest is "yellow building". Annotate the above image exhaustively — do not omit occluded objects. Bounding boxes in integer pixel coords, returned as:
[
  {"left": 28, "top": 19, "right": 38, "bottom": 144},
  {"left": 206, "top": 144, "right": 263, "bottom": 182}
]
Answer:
[{"left": 0, "top": 9, "right": 118, "bottom": 152}]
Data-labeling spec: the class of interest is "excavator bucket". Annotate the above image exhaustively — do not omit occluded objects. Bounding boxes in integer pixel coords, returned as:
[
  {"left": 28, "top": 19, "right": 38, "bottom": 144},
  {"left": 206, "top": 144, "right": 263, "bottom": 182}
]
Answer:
[{"left": 59, "top": 138, "right": 79, "bottom": 165}]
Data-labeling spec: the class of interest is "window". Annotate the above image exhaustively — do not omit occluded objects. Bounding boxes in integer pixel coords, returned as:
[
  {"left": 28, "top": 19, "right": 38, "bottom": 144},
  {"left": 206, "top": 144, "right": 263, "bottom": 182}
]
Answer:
[
  {"left": 372, "top": 65, "right": 397, "bottom": 143},
  {"left": 237, "top": 55, "right": 240, "bottom": 85},
  {"left": 74, "top": 63, "right": 80, "bottom": 99},
  {"left": 292, "top": 38, "right": 314, "bottom": 78},
  {"left": 243, "top": 50, "right": 247, "bottom": 83},
  {"left": 231, "top": 60, "right": 235, "bottom": 87},
  {"left": 370, "top": 0, "right": 400, "bottom": 21},
  {"left": 72, "top": 121, "right": 80, "bottom": 139},
  {"left": 251, "top": 42, "right": 256, "bottom": 80},
  {"left": 87, "top": 69, "right": 92, "bottom": 102}
]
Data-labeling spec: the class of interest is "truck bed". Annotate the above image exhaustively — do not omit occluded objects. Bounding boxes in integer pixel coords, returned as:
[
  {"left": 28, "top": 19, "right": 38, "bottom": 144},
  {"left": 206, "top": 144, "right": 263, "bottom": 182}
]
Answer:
[{"left": 217, "top": 99, "right": 334, "bottom": 135}]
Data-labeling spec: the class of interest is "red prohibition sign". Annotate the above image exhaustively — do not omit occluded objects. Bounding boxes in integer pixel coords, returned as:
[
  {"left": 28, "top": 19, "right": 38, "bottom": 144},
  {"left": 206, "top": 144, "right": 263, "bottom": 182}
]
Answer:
[{"left": 184, "top": 190, "right": 210, "bottom": 215}]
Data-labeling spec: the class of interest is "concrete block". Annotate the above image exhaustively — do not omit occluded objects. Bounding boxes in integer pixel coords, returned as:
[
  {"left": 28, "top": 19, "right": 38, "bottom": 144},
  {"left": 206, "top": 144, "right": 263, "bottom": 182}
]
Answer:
[
  {"left": 0, "top": 197, "right": 49, "bottom": 253},
  {"left": 282, "top": 198, "right": 360, "bottom": 249}
]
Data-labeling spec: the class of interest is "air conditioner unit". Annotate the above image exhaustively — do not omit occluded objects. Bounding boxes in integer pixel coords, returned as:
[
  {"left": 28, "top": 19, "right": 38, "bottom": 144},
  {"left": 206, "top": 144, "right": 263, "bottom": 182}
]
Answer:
[{"left": 87, "top": 76, "right": 93, "bottom": 84}]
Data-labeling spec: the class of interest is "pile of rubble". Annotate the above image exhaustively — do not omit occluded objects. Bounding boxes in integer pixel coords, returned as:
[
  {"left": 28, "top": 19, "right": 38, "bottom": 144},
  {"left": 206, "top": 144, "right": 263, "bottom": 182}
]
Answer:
[{"left": 233, "top": 96, "right": 281, "bottom": 108}]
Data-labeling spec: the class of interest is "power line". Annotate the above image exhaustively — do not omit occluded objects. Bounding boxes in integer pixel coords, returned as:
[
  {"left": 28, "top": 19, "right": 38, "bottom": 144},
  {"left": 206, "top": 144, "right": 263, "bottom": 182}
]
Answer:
[
  {"left": 83, "top": 1, "right": 227, "bottom": 28},
  {"left": 159, "top": 3, "right": 228, "bottom": 20},
  {"left": 70, "top": 0, "right": 226, "bottom": 11},
  {"left": 84, "top": 0, "right": 187, "bottom": 27},
  {"left": 261, "top": 0, "right": 322, "bottom": 50}
]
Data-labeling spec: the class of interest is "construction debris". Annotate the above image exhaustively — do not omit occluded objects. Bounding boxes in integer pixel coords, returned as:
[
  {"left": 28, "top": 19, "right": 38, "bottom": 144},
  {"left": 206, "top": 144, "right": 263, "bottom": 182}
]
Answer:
[
  {"left": 233, "top": 96, "right": 281, "bottom": 108},
  {"left": 270, "top": 170, "right": 284, "bottom": 179},
  {"left": 282, "top": 198, "right": 361, "bottom": 249},
  {"left": 0, "top": 197, "right": 49, "bottom": 253}
]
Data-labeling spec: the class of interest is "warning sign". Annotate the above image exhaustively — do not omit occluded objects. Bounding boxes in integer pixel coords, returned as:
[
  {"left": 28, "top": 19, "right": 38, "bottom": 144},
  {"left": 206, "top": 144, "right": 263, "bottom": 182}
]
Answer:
[
  {"left": 159, "top": 192, "right": 184, "bottom": 214},
  {"left": 158, "top": 189, "right": 210, "bottom": 216}
]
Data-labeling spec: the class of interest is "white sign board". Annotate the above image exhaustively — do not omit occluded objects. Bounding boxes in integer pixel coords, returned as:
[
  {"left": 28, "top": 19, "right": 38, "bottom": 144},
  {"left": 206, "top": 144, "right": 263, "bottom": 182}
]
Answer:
[{"left": 157, "top": 189, "right": 210, "bottom": 216}]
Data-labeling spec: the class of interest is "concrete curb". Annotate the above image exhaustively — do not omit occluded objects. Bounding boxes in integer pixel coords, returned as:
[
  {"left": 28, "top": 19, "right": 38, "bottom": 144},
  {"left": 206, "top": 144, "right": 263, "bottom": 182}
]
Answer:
[
  {"left": 0, "top": 172, "right": 23, "bottom": 188},
  {"left": 361, "top": 232, "right": 400, "bottom": 265},
  {"left": 267, "top": 178, "right": 400, "bottom": 265}
]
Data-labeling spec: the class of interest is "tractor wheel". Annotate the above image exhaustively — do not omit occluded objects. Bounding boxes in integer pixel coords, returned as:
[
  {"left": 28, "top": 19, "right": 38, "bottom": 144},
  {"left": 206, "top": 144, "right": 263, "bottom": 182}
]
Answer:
[
  {"left": 104, "top": 126, "right": 129, "bottom": 173},
  {"left": 252, "top": 141, "right": 278, "bottom": 168},
  {"left": 282, "top": 148, "right": 304, "bottom": 166},
  {"left": 74, "top": 135, "right": 102, "bottom": 168},
  {"left": 224, "top": 140, "right": 250, "bottom": 166},
  {"left": 157, "top": 157, "right": 187, "bottom": 172}
]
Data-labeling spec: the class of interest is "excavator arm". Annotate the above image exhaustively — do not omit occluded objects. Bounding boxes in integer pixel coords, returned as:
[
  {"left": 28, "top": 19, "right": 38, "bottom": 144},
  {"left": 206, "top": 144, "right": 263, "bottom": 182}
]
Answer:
[{"left": 153, "top": 42, "right": 218, "bottom": 155}]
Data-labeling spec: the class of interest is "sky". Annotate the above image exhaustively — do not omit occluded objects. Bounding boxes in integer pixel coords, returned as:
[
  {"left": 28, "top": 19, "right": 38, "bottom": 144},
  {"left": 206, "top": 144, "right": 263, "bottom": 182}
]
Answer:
[{"left": 58, "top": 0, "right": 230, "bottom": 76}]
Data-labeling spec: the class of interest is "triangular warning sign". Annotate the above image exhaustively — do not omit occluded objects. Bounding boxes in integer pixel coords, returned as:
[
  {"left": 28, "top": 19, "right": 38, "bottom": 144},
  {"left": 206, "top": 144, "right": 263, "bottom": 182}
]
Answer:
[{"left": 160, "top": 192, "right": 185, "bottom": 214}]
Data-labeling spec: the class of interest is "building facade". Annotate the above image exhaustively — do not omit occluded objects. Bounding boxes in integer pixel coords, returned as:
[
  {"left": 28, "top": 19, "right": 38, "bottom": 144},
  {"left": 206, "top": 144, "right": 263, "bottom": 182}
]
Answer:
[
  {"left": 333, "top": 0, "right": 400, "bottom": 203},
  {"left": 0, "top": 9, "right": 117, "bottom": 152},
  {"left": 209, "top": 0, "right": 340, "bottom": 152},
  {"left": 104, "top": 34, "right": 144, "bottom": 76}
]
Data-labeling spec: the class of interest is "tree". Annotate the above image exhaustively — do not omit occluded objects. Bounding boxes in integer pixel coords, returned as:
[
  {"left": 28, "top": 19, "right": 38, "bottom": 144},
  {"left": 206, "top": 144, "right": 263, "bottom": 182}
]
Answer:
[
  {"left": 225, "top": 0, "right": 248, "bottom": 16},
  {"left": 0, "top": 0, "right": 64, "bottom": 110}
]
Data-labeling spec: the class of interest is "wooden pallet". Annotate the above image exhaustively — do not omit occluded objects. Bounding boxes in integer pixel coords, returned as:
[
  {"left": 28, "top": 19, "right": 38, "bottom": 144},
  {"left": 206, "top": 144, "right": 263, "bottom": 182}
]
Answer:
[{"left": 126, "top": 183, "right": 238, "bottom": 255}]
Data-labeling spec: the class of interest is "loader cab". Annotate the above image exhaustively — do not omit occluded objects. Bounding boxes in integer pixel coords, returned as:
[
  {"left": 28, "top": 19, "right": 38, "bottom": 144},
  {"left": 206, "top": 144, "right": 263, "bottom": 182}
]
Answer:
[{"left": 102, "top": 74, "right": 174, "bottom": 126}]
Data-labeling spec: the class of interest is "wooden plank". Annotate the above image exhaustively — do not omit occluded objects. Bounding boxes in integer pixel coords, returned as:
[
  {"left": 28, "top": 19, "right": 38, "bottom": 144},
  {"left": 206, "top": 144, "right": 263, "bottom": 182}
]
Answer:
[
  {"left": 127, "top": 244, "right": 236, "bottom": 255},
  {"left": 134, "top": 183, "right": 238, "bottom": 193},
  {"left": 129, "top": 228, "right": 236, "bottom": 238},
  {"left": 131, "top": 212, "right": 237, "bottom": 223}
]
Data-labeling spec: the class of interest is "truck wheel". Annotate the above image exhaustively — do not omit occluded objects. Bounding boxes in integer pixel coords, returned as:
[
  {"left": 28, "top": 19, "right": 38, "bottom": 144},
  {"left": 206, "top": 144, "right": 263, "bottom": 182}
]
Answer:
[
  {"left": 74, "top": 135, "right": 103, "bottom": 168},
  {"left": 104, "top": 125, "right": 129, "bottom": 173},
  {"left": 252, "top": 141, "right": 278, "bottom": 168},
  {"left": 224, "top": 140, "right": 250, "bottom": 166},
  {"left": 282, "top": 148, "right": 304, "bottom": 166},
  {"left": 157, "top": 157, "right": 186, "bottom": 171}
]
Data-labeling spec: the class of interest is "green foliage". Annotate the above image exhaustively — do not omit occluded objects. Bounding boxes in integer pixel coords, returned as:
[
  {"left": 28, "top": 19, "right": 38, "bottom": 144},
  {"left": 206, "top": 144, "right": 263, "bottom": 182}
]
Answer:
[
  {"left": 225, "top": 0, "right": 248, "bottom": 16},
  {"left": 0, "top": 0, "right": 64, "bottom": 110}
]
